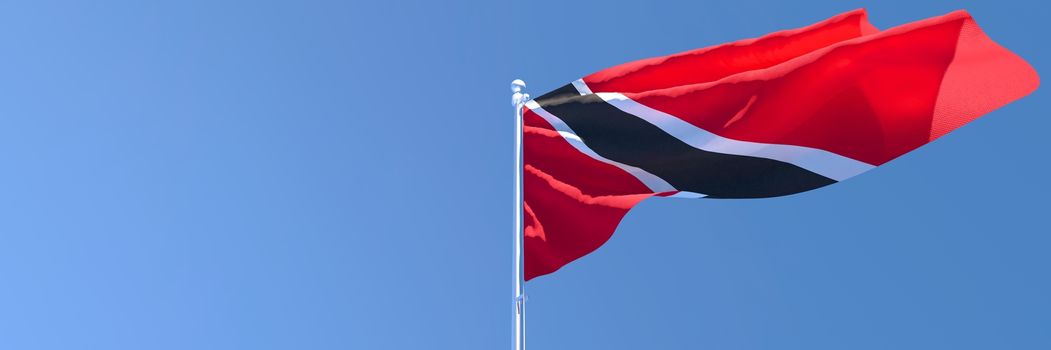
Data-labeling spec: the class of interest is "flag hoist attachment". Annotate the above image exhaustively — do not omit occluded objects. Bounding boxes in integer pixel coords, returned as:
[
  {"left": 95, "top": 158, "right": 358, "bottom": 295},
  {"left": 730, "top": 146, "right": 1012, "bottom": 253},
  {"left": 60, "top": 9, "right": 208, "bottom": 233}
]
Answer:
[{"left": 511, "top": 79, "right": 529, "bottom": 350}]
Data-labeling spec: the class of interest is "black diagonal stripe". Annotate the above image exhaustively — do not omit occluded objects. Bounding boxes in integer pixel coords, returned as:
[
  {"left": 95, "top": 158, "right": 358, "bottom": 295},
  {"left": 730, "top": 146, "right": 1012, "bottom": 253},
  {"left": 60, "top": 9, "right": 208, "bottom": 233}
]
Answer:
[{"left": 534, "top": 84, "right": 836, "bottom": 198}]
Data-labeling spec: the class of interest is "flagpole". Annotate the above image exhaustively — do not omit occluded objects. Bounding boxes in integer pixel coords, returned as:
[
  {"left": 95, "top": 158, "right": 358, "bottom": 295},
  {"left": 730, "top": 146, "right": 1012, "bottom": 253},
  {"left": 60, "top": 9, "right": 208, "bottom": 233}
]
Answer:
[{"left": 511, "top": 79, "right": 529, "bottom": 350}]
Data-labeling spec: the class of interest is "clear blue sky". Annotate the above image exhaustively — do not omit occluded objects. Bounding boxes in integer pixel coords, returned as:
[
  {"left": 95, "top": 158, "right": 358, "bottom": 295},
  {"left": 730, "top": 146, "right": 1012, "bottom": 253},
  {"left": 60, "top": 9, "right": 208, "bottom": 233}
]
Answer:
[{"left": 0, "top": 1, "right": 1046, "bottom": 349}]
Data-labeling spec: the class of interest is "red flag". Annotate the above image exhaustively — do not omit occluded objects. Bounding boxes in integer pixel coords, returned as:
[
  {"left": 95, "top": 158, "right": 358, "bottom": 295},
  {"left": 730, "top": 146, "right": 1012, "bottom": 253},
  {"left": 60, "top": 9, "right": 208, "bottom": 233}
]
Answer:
[{"left": 523, "top": 9, "right": 1038, "bottom": 280}]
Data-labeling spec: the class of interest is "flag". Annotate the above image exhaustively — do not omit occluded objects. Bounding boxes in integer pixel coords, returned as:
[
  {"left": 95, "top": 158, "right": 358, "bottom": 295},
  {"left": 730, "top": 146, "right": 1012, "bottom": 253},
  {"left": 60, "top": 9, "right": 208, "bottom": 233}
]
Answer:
[{"left": 522, "top": 9, "right": 1038, "bottom": 280}]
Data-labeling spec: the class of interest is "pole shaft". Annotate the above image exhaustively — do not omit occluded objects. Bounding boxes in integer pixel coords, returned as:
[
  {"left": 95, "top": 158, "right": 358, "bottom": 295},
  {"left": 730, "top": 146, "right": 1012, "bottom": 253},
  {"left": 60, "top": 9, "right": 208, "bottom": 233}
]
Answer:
[{"left": 511, "top": 80, "right": 528, "bottom": 350}]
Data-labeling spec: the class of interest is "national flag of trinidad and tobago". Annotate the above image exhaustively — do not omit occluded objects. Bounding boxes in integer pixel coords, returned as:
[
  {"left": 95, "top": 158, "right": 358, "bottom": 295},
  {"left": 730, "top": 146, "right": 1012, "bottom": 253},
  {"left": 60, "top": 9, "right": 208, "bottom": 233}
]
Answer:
[{"left": 522, "top": 9, "right": 1038, "bottom": 280}]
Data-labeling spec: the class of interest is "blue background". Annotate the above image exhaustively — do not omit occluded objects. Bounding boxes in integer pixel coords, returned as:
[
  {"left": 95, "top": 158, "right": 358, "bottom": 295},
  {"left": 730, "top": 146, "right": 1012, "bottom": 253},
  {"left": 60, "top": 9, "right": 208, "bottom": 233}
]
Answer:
[{"left": 0, "top": 1, "right": 1046, "bottom": 349}]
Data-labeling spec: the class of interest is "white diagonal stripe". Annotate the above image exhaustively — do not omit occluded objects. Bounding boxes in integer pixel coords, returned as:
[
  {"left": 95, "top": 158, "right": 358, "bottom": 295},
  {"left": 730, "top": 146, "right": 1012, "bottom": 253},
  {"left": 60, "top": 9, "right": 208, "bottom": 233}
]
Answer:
[
  {"left": 569, "top": 80, "right": 875, "bottom": 181},
  {"left": 571, "top": 79, "right": 593, "bottom": 95},
  {"left": 524, "top": 100, "right": 679, "bottom": 193},
  {"left": 667, "top": 191, "right": 706, "bottom": 199}
]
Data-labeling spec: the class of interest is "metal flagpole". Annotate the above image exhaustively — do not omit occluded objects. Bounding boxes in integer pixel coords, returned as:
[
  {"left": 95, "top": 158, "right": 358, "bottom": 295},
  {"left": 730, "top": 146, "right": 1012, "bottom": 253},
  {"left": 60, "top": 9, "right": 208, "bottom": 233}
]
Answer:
[{"left": 511, "top": 79, "right": 529, "bottom": 350}]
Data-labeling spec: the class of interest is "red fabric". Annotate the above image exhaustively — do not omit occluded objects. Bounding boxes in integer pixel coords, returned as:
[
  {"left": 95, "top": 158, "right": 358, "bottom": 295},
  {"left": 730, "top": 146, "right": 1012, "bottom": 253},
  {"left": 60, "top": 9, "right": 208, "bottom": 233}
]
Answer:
[
  {"left": 930, "top": 17, "right": 1040, "bottom": 140},
  {"left": 524, "top": 9, "right": 1038, "bottom": 281},
  {"left": 522, "top": 109, "right": 652, "bottom": 280},
  {"left": 602, "top": 11, "right": 1038, "bottom": 166},
  {"left": 584, "top": 9, "right": 878, "bottom": 94}
]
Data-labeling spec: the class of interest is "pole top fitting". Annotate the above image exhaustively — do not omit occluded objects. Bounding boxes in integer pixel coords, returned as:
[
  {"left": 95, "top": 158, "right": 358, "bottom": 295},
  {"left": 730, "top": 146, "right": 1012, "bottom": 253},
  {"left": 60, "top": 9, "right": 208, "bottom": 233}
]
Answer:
[
  {"left": 511, "top": 79, "right": 530, "bottom": 108},
  {"left": 511, "top": 79, "right": 526, "bottom": 93}
]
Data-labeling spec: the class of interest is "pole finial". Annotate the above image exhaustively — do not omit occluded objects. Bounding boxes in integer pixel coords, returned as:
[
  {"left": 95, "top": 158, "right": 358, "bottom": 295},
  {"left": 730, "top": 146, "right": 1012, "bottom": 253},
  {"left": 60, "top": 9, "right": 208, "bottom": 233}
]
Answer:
[
  {"left": 511, "top": 79, "right": 529, "bottom": 108},
  {"left": 511, "top": 79, "right": 526, "bottom": 93}
]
